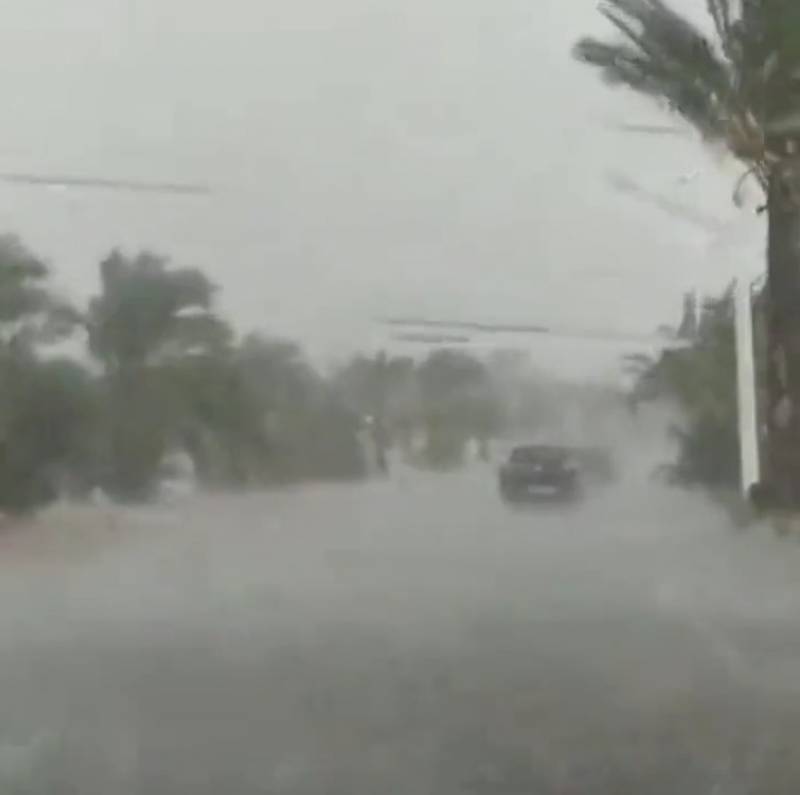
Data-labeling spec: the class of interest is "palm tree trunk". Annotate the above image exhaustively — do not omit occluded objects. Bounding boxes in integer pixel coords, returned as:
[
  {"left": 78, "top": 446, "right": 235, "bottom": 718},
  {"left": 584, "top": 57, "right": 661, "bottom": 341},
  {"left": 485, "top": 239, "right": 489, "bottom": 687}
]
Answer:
[{"left": 765, "top": 169, "right": 800, "bottom": 508}]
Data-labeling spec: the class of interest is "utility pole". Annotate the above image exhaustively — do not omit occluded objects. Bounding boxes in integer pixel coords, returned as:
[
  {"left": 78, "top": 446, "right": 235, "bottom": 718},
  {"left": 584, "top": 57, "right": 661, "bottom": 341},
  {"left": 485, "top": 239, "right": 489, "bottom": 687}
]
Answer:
[
  {"left": 607, "top": 170, "right": 766, "bottom": 502},
  {"left": 735, "top": 278, "right": 760, "bottom": 497}
]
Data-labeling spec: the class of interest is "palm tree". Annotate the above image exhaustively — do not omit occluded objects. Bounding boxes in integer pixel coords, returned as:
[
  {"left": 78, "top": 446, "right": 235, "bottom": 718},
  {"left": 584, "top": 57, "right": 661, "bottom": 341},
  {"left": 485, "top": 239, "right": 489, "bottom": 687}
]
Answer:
[
  {"left": 87, "top": 250, "right": 231, "bottom": 372},
  {"left": 0, "top": 234, "right": 78, "bottom": 352},
  {"left": 575, "top": 0, "right": 800, "bottom": 507},
  {"left": 87, "top": 250, "right": 232, "bottom": 498}
]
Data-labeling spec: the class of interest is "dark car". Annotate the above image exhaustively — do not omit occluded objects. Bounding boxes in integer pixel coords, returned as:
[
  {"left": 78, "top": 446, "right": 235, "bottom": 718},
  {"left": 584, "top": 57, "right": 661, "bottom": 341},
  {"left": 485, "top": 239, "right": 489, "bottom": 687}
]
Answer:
[{"left": 498, "top": 445, "right": 581, "bottom": 504}]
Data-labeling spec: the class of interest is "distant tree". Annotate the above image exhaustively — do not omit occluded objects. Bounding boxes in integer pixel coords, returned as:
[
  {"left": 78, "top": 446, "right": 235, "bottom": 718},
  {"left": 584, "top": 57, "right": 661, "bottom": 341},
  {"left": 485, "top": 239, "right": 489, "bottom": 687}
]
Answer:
[
  {"left": 162, "top": 351, "right": 268, "bottom": 487},
  {"left": 237, "top": 335, "right": 318, "bottom": 415},
  {"left": 630, "top": 287, "right": 740, "bottom": 488},
  {"left": 336, "top": 353, "right": 416, "bottom": 416},
  {"left": 87, "top": 250, "right": 230, "bottom": 372},
  {"left": 0, "top": 235, "right": 90, "bottom": 513},
  {"left": 87, "top": 250, "right": 232, "bottom": 499},
  {"left": 0, "top": 356, "right": 101, "bottom": 511},
  {"left": 236, "top": 335, "right": 365, "bottom": 482},
  {"left": 417, "top": 350, "right": 500, "bottom": 468},
  {"left": 334, "top": 351, "right": 419, "bottom": 468},
  {"left": 0, "top": 235, "right": 78, "bottom": 352}
]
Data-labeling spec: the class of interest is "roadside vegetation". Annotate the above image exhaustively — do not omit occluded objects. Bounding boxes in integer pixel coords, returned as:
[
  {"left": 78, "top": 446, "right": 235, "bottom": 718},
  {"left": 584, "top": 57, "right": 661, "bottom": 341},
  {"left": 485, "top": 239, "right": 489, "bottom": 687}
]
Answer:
[
  {"left": 627, "top": 285, "right": 767, "bottom": 496},
  {"left": 575, "top": 0, "right": 800, "bottom": 507},
  {"left": 0, "top": 235, "right": 600, "bottom": 514},
  {"left": 0, "top": 229, "right": 758, "bottom": 515}
]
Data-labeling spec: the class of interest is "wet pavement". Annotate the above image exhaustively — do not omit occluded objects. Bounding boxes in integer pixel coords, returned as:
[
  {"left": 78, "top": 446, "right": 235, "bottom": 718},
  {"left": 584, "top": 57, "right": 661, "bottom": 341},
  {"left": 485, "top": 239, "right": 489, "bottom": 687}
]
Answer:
[{"left": 2, "top": 469, "right": 800, "bottom": 792}]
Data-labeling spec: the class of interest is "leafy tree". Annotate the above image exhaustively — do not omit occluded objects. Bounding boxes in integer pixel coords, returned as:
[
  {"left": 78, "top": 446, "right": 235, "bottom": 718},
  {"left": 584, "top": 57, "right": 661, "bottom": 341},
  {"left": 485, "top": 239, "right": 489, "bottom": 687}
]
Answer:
[
  {"left": 575, "top": 0, "right": 800, "bottom": 506},
  {"left": 238, "top": 335, "right": 365, "bottom": 481},
  {"left": 629, "top": 287, "right": 740, "bottom": 488},
  {"left": 160, "top": 336, "right": 319, "bottom": 487},
  {"left": 237, "top": 335, "right": 318, "bottom": 416},
  {"left": 161, "top": 352, "right": 269, "bottom": 487},
  {"left": 87, "top": 250, "right": 230, "bottom": 371},
  {"left": 0, "top": 236, "right": 91, "bottom": 513},
  {"left": 335, "top": 352, "right": 408, "bottom": 419},
  {"left": 334, "top": 352, "right": 419, "bottom": 465},
  {"left": 417, "top": 350, "right": 500, "bottom": 467},
  {"left": 87, "top": 250, "right": 232, "bottom": 499},
  {"left": 0, "top": 356, "right": 101, "bottom": 511},
  {"left": 0, "top": 235, "right": 78, "bottom": 352}
]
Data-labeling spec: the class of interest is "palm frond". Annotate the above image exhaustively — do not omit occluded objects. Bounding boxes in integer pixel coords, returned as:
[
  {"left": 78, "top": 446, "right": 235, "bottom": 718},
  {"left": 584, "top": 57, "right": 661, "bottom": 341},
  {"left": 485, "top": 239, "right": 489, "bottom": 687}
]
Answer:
[
  {"left": 88, "top": 251, "right": 226, "bottom": 370},
  {"left": 579, "top": 0, "right": 800, "bottom": 164},
  {"left": 575, "top": 0, "right": 734, "bottom": 140},
  {"left": 167, "top": 313, "right": 233, "bottom": 355},
  {"left": 168, "top": 268, "right": 216, "bottom": 310},
  {"left": 706, "top": 0, "right": 736, "bottom": 61},
  {"left": 732, "top": 164, "right": 760, "bottom": 206}
]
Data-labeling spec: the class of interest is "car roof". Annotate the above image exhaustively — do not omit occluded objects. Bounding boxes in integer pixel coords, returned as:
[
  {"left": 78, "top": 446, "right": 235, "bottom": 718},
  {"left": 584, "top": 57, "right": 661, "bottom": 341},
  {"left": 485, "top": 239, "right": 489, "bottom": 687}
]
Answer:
[{"left": 510, "top": 444, "right": 570, "bottom": 457}]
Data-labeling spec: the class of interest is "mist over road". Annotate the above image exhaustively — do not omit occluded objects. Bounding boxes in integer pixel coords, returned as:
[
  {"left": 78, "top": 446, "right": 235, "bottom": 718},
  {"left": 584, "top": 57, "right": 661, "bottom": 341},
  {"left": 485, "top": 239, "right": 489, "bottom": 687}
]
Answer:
[{"left": 2, "top": 469, "right": 800, "bottom": 793}]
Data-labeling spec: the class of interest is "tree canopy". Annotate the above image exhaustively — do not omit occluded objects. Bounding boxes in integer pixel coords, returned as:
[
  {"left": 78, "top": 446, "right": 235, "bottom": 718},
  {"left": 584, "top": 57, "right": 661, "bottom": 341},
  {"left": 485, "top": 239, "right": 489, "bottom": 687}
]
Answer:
[
  {"left": 575, "top": 0, "right": 800, "bottom": 198},
  {"left": 628, "top": 286, "right": 742, "bottom": 488},
  {"left": 87, "top": 250, "right": 231, "bottom": 372},
  {"left": 0, "top": 236, "right": 626, "bottom": 513}
]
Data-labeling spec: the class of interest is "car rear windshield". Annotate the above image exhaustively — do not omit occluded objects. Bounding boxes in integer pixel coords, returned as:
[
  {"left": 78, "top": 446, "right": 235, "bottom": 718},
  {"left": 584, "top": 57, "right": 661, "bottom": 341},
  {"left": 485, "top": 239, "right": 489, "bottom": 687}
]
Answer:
[{"left": 510, "top": 447, "right": 568, "bottom": 465}]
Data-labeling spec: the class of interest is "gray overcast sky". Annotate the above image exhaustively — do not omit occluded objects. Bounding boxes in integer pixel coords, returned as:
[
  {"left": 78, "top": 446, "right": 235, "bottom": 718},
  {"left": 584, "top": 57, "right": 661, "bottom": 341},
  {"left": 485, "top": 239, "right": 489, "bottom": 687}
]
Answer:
[{"left": 0, "top": 0, "right": 766, "bottom": 377}]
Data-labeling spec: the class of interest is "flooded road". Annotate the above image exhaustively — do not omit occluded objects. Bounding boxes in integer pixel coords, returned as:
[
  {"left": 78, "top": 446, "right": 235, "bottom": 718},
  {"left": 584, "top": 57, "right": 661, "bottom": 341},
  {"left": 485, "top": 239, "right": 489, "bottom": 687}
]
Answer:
[{"left": 3, "top": 470, "right": 800, "bottom": 792}]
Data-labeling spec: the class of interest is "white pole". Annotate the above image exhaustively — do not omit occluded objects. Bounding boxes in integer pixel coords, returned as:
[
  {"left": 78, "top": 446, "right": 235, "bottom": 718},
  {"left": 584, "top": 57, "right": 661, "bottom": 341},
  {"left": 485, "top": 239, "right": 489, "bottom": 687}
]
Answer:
[{"left": 734, "top": 278, "right": 760, "bottom": 496}]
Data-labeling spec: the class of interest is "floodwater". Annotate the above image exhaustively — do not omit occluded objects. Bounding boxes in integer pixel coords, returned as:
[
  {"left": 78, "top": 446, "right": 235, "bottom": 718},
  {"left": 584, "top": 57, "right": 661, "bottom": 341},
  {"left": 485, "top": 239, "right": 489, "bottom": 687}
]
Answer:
[{"left": 3, "top": 468, "right": 800, "bottom": 793}]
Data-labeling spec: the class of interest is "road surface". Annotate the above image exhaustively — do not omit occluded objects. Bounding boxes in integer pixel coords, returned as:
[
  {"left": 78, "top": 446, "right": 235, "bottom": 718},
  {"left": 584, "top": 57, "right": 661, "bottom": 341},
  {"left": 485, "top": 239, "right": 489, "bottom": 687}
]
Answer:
[{"left": 2, "top": 470, "right": 800, "bottom": 792}]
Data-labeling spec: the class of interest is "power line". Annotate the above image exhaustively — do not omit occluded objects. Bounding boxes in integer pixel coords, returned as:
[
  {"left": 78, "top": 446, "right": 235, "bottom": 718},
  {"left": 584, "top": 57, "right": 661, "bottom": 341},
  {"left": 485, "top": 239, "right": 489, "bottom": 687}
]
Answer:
[
  {"left": 609, "top": 122, "right": 687, "bottom": 137},
  {"left": 379, "top": 318, "right": 687, "bottom": 347},
  {"left": 605, "top": 170, "right": 724, "bottom": 233},
  {"left": 0, "top": 172, "right": 211, "bottom": 195},
  {"left": 382, "top": 317, "right": 549, "bottom": 335}
]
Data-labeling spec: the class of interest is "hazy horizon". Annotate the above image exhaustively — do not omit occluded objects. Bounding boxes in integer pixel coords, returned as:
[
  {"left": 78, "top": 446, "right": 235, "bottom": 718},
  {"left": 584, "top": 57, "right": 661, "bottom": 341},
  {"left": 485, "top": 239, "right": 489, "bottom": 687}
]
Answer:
[{"left": 0, "top": 0, "right": 766, "bottom": 377}]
